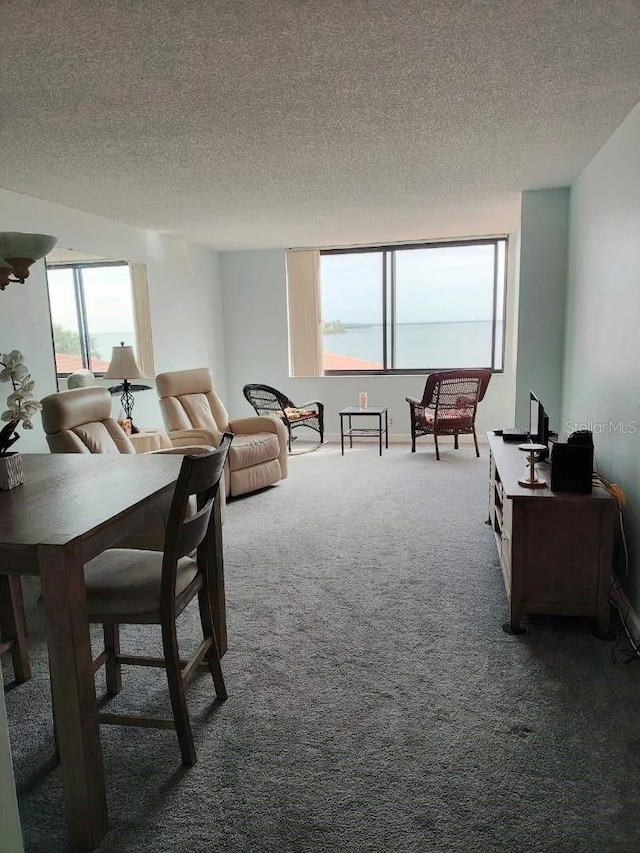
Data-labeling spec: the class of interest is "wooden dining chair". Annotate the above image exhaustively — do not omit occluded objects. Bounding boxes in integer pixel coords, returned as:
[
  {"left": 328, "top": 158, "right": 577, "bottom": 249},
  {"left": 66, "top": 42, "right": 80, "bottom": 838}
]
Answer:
[
  {"left": 0, "top": 575, "right": 31, "bottom": 683},
  {"left": 83, "top": 434, "right": 233, "bottom": 765}
]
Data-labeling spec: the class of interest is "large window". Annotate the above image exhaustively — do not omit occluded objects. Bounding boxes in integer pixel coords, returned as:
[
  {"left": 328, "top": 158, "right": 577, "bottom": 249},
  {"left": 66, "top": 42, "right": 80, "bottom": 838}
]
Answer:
[
  {"left": 320, "top": 238, "right": 507, "bottom": 374},
  {"left": 46, "top": 260, "right": 148, "bottom": 378}
]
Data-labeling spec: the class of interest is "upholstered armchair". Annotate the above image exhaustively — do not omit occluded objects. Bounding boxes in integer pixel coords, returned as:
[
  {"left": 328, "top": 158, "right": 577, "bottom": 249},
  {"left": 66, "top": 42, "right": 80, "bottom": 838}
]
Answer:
[
  {"left": 406, "top": 369, "right": 491, "bottom": 459},
  {"left": 40, "top": 386, "right": 215, "bottom": 547},
  {"left": 41, "top": 386, "right": 142, "bottom": 454},
  {"left": 156, "top": 368, "right": 288, "bottom": 497}
]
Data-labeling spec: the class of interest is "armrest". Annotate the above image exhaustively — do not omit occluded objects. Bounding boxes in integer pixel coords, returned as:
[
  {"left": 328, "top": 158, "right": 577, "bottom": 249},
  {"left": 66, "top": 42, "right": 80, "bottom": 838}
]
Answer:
[
  {"left": 229, "top": 415, "right": 282, "bottom": 435},
  {"left": 406, "top": 396, "right": 422, "bottom": 406},
  {"left": 229, "top": 415, "right": 288, "bottom": 479},
  {"left": 149, "top": 445, "right": 215, "bottom": 455},
  {"left": 298, "top": 400, "right": 323, "bottom": 410}
]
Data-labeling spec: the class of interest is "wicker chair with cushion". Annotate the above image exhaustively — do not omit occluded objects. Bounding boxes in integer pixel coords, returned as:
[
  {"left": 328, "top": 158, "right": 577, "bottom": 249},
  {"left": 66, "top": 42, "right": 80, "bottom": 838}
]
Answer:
[
  {"left": 242, "top": 384, "right": 324, "bottom": 452},
  {"left": 406, "top": 369, "right": 491, "bottom": 459}
]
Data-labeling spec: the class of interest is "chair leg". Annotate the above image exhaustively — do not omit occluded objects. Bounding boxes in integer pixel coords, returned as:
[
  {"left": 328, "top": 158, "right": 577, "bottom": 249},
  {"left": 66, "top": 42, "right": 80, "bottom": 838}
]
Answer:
[
  {"left": 410, "top": 418, "right": 416, "bottom": 452},
  {"left": 473, "top": 428, "right": 480, "bottom": 457},
  {"left": 0, "top": 575, "right": 31, "bottom": 683},
  {"left": 45, "top": 651, "right": 60, "bottom": 760},
  {"left": 454, "top": 432, "right": 459, "bottom": 449},
  {"left": 103, "top": 623, "right": 122, "bottom": 697},
  {"left": 198, "top": 589, "right": 227, "bottom": 701},
  {"left": 434, "top": 433, "right": 440, "bottom": 461},
  {"left": 162, "top": 620, "right": 196, "bottom": 766}
]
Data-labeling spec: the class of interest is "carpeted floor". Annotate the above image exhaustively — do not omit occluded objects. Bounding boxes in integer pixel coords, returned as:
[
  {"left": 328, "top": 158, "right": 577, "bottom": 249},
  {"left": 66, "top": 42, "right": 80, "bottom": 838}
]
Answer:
[{"left": 5, "top": 442, "right": 640, "bottom": 852}]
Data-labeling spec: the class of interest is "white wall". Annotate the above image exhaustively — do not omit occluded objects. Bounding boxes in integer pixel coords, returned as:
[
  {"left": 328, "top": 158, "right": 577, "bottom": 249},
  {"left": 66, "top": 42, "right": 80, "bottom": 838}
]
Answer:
[
  {"left": 562, "top": 103, "right": 640, "bottom": 610},
  {"left": 0, "top": 188, "right": 225, "bottom": 450},
  {"left": 515, "top": 189, "right": 570, "bottom": 430},
  {"left": 220, "top": 209, "right": 522, "bottom": 440}
]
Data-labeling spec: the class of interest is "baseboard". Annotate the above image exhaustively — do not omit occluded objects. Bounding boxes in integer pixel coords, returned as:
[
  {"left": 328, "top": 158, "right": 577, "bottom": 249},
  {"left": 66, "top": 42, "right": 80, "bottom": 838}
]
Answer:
[
  {"left": 610, "top": 583, "right": 640, "bottom": 645},
  {"left": 323, "top": 433, "right": 488, "bottom": 445}
]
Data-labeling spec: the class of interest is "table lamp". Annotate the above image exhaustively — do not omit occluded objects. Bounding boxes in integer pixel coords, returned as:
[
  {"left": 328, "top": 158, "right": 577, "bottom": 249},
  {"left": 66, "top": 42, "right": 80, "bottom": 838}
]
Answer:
[{"left": 104, "top": 342, "right": 151, "bottom": 434}]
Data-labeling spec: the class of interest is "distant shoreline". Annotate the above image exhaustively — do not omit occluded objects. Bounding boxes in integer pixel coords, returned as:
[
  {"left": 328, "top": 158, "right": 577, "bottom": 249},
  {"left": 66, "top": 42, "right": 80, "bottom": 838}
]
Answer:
[{"left": 324, "top": 320, "right": 492, "bottom": 330}]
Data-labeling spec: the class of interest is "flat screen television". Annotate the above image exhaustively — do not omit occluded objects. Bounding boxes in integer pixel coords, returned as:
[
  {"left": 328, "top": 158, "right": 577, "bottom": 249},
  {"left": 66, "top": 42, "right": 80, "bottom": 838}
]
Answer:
[{"left": 529, "top": 390, "right": 549, "bottom": 459}]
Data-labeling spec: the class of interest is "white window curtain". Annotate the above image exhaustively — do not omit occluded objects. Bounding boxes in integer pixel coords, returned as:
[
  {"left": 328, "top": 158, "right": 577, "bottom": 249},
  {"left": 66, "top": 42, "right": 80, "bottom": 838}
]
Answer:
[
  {"left": 129, "top": 262, "right": 155, "bottom": 378},
  {"left": 286, "top": 249, "right": 323, "bottom": 377}
]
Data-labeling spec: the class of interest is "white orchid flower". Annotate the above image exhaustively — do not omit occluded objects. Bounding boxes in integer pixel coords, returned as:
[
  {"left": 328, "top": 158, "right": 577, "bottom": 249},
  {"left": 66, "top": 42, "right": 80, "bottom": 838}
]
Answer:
[{"left": 0, "top": 353, "right": 40, "bottom": 454}]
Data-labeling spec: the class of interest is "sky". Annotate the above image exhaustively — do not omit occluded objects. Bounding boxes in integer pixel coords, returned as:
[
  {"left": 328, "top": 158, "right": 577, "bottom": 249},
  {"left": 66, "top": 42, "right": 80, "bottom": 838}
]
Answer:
[
  {"left": 321, "top": 242, "right": 506, "bottom": 324},
  {"left": 47, "top": 264, "right": 135, "bottom": 335}
]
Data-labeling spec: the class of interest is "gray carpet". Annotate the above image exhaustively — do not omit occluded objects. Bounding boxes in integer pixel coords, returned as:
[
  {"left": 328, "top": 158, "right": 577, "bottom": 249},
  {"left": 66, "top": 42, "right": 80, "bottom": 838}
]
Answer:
[{"left": 5, "top": 442, "right": 640, "bottom": 852}]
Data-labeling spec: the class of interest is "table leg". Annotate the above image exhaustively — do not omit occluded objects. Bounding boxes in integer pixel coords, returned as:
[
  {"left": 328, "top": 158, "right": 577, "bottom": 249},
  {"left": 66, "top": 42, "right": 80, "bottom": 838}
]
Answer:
[
  {"left": 502, "top": 599, "right": 526, "bottom": 635},
  {"left": 385, "top": 410, "right": 389, "bottom": 448},
  {"left": 340, "top": 415, "right": 345, "bottom": 455},
  {"left": 379, "top": 414, "right": 382, "bottom": 456},
  {"left": 38, "top": 539, "right": 108, "bottom": 850},
  {"left": 0, "top": 575, "right": 31, "bottom": 683},
  {"left": 348, "top": 415, "right": 353, "bottom": 448}
]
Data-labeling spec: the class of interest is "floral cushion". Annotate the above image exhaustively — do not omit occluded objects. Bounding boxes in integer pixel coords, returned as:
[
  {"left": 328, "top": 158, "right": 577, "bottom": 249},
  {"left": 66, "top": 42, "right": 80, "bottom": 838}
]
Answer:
[
  {"left": 278, "top": 407, "right": 316, "bottom": 421},
  {"left": 417, "top": 408, "right": 474, "bottom": 431}
]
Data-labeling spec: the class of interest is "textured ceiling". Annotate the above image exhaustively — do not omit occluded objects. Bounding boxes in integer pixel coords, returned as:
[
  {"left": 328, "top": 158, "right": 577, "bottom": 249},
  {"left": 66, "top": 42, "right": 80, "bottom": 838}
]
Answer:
[{"left": 2, "top": 0, "right": 640, "bottom": 250}]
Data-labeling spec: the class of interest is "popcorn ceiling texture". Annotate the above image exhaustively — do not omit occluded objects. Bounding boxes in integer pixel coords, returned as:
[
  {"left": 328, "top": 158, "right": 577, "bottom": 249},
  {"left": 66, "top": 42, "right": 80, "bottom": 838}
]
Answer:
[{"left": 1, "top": 0, "right": 640, "bottom": 249}]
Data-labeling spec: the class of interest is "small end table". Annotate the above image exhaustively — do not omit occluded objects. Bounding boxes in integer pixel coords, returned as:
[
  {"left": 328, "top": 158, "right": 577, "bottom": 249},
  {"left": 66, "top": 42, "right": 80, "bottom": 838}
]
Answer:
[
  {"left": 128, "top": 428, "right": 172, "bottom": 454},
  {"left": 339, "top": 406, "right": 388, "bottom": 456}
]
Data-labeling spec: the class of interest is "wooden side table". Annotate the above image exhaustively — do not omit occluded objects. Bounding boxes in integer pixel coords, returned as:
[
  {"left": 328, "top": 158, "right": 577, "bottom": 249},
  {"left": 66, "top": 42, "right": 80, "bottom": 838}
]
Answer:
[
  {"left": 339, "top": 406, "right": 388, "bottom": 456},
  {"left": 128, "top": 429, "right": 172, "bottom": 454}
]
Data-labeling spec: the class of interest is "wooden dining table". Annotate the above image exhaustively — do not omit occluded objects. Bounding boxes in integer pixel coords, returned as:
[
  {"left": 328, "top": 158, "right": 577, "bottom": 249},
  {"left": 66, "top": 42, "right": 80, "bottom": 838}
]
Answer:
[{"left": 0, "top": 452, "right": 228, "bottom": 850}]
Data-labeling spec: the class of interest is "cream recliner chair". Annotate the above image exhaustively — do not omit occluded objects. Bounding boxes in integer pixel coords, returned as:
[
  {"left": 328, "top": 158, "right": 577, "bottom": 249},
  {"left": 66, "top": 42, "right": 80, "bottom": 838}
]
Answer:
[
  {"left": 156, "top": 368, "right": 288, "bottom": 497},
  {"left": 41, "top": 386, "right": 145, "bottom": 454},
  {"left": 40, "top": 386, "right": 214, "bottom": 547}
]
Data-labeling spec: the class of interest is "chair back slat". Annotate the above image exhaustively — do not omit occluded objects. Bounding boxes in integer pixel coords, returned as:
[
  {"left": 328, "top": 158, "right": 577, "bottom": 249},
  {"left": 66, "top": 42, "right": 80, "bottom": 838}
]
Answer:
[
  {"left": 161, "top": 434, "right": 233, "bottom": 609},
  {"left": 176, "top": 504, "right": 214, "bottom": 560}
]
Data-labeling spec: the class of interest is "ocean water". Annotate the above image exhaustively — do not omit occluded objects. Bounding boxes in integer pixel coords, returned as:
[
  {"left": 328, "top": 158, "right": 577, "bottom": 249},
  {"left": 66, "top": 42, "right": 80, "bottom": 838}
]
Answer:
[{"left": 323, "top": 321, "right": 501, "bottom": 369}]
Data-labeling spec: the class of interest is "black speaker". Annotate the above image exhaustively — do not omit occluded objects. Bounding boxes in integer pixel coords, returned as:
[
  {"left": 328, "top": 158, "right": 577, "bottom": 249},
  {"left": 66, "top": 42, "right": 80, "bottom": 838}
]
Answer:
[{"left": 550, "top": 441, "right": 594, "bottom": 493}]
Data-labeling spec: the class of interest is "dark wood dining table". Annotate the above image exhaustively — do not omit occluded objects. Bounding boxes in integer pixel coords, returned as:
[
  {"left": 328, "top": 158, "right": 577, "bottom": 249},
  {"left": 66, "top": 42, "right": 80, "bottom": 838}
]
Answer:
[{"left": 0, "top": 452, "right": 227, "bottom": 850}]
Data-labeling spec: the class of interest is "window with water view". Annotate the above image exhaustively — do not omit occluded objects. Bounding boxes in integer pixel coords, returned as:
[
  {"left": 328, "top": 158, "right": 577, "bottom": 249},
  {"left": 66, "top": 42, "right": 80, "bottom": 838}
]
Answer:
[{"left": 320, "top": 238, "right": 506, "bottom": 373}]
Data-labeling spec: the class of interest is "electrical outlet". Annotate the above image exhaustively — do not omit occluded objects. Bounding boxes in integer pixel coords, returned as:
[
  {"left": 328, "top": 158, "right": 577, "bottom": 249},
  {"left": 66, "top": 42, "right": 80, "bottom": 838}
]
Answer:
[{"left": 389, "top": 417, "right": 394, "bottom": 425}]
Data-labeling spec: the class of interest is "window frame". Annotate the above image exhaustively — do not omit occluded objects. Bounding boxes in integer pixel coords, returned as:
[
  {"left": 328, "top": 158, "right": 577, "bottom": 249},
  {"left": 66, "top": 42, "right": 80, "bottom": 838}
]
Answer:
[
  {"left": 320, "top": 236, "right": 508, "bottom": 376},
  {"left": 46, "top": 259, "right": 137, "bottom": 379}
]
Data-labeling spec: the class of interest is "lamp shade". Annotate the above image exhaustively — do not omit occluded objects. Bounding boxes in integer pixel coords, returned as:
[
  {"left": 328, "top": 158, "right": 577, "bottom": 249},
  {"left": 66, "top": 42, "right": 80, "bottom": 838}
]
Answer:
[
  {"left": 0, "top": 233, "right": 58, "bottom": 290},
  {"left": 0, "top": 232, "right": 58, "bottom": 262},
  {"left": 103, "top": 343, "right": 145, "bottom": 380}
]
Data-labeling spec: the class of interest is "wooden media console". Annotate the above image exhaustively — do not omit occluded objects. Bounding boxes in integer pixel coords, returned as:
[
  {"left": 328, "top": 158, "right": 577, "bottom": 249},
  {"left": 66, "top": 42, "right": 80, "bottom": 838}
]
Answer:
[{"left": 487, "top": 432, "right": 616, "bottom": 636}]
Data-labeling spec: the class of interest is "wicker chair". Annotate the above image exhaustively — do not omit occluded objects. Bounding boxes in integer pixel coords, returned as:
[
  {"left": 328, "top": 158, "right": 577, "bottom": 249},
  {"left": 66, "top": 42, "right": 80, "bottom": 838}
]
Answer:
[
  {"left": 243, "top": 384, "right": 324, "bottom": 452},
  {"left": 406, "top": 369, "right": 491, "bottom": 459}
]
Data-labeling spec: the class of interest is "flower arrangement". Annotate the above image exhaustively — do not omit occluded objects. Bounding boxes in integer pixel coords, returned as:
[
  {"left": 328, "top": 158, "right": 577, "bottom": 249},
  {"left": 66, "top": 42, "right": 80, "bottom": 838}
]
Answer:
[{"left": 0, "top": 350, "right": 42, "bottom": 457}]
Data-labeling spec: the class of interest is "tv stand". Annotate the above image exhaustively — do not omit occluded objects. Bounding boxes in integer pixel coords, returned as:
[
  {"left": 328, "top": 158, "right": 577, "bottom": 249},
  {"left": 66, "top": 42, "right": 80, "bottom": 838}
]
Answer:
[{"left": 487, "top": 433, "right": 615, "bottom": 636}]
